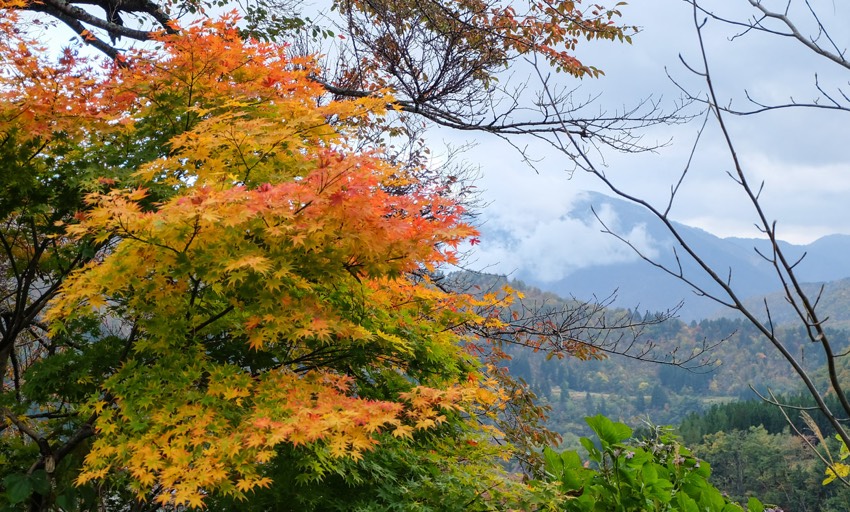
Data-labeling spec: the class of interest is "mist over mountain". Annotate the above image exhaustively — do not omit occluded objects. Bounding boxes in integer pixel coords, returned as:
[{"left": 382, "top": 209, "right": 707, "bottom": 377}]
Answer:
[{"left": 485, "top": 191, "right": 850, "bottom": 320}]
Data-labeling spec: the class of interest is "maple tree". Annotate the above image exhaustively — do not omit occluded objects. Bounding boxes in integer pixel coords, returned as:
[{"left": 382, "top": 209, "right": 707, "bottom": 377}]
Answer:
[
  {"left": 0, "top": 11, "right": 616, "bottom": 509},
  {"left": 0, "top": 1, "right": 708, "bottom": 509}
]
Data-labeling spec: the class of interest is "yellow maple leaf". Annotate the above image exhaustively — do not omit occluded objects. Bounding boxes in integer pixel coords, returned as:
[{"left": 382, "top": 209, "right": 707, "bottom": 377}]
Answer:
[
  {"left": 824, "top": 462, "right": 850, "bottom": 485},
  {"left": 223, "top": 255, "right": 271, "bottom": 274},
  {"left": 414, "top": 418, "right": 436, "bottom": 430},
  {"left": 392, "top": 425, "right": 414, "bottom": 439},
  {"left": 126, "top": 188, "right": 149, "bottom": 201}
]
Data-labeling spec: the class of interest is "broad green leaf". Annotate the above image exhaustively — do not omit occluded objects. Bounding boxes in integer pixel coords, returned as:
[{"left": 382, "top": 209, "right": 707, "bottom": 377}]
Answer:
[
  {"left": 542, "top": 446, "right": 563, "bottom": 476},
  {"left": 579, "top": 437, "right": 600, "bottom": 462},
  {"left": 746, "top": 497, "right": 764, "bottom": 512},
  {"left": 29, "top": 470, "right": 50, "bottom": 495},
  {"left": 55, "top": 490, "right": 78, "bottom": 511},
  {"left": 3, "top": 473, "right": 32, "bottom": 504},
  {"left": 585, "top": 414, "right": 632, "bottom": 446},
  {"left": 675, "top": 492, "right": 700, "bottom": 512}
]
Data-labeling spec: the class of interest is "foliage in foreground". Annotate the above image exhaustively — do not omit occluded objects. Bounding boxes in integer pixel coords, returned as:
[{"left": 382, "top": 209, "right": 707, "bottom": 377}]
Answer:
[{"left": 543, "top": 415, "right": 770, "bottom": 512}]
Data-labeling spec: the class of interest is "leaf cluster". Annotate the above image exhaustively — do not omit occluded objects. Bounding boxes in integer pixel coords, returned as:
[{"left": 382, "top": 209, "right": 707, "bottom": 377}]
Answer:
[{"left": 541, "top": 415, "right": 767, "bottom": 512}]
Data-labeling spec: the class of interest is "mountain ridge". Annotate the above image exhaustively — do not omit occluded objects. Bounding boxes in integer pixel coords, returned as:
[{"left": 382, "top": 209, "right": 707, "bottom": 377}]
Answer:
[{"left": 504, "top": 191, "right": 850, "bottom": 320}]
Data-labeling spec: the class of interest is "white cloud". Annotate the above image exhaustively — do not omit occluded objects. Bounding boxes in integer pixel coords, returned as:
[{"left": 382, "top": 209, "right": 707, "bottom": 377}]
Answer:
[
  {"left": 442, "top": 0, "right": 850, "bottom": 279},
  {"left": 465, "top": 185, "right": 660, "bottom": 281}
]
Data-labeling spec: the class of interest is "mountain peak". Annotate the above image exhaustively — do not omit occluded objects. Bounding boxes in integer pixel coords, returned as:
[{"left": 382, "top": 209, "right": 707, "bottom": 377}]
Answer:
[{"left": 502, "top": 190, "right": 850, "bottom": 320}]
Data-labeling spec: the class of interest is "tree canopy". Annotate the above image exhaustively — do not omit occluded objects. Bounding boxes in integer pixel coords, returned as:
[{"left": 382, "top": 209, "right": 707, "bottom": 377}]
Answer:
[
  {"left": 4, "top": 0, "right": 678, "bottom": 156},
  {"left": 0, "top": 5, "right": 628, "bottom": 509}
]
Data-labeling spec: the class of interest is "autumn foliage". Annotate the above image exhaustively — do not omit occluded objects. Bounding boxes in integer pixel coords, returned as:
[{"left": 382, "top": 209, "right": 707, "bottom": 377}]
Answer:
[{"left": 0, "top": 12, "right": 564, "bottom": 508}]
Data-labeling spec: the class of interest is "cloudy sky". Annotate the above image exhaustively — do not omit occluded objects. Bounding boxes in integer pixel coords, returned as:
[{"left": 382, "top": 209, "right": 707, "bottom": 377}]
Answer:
[
  {"left": 29, "top": 0, "right": 850, "bottom": 285},
  {"left": 449, "top": 0, "right": 850, "bottom": 283}
]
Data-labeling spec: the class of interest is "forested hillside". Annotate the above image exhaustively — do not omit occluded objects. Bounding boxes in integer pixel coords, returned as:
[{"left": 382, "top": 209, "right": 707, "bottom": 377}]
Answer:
[
  {"left": 474, "top": 273, "right": 850, "bottom": 511},
  {"left": 452, "top": 273, "right": 850, "bottom": 439},
  {"left": 679, "top": 397, "right": 850, "bottom": 511},
  {"left": 724, "top": 277, "right": 850, "bottom": 330}
]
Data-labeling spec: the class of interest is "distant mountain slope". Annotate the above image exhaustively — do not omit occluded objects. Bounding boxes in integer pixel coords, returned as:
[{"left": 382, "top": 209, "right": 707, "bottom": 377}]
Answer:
[
  {"left": 722, "top": 277, "right": 850, "bottom": 330},
  {"left": 517, "top": 191, "right": 850, "bottom": 320},
  {"left": 446, "top": 270, "right": 850, "bottom": 439}
]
